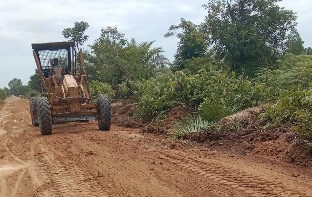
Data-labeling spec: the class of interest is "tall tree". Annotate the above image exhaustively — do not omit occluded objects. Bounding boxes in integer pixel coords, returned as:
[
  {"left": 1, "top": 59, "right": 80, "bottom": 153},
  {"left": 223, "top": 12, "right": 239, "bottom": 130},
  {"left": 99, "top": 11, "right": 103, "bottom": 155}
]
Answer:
[
  {"left": 305, "top": 47, "right": 312, "bottom": 55},
  {"left": 62, "top": 21, "right": 89, "bottom": 50},
  {"left": 165, "top": 18, "right": 207, "bottom": 71},
  {"left": 89, "top": 27, "right": 127, "bottom": 84},
  {"left": 86, "top": 26, "right": 168, "bottom": 84},
  {"left": 285, "top": 28, "right": 305, "bottom": 55},
  {"left": 201, "top": 0, "right": 297, "bottom": 76},
  {"left": 28, "top": 70, "right": 41, "bottom": 92},
  {"left": 8, "top": 78, "right": 27, "bottom": 96}
]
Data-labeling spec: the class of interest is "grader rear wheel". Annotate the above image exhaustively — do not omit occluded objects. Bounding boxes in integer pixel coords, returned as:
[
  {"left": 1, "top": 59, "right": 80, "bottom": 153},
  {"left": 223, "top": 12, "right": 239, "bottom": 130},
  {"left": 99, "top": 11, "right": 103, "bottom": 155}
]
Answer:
[
  {"left": 29, "top": 97, "right": 39, "bottom": 126},
  {"left": 97, "top": 94, "right": 111, "bottom": 131},
  {"left": 38, "top": 97, "right": 52, "bottom": 135}
]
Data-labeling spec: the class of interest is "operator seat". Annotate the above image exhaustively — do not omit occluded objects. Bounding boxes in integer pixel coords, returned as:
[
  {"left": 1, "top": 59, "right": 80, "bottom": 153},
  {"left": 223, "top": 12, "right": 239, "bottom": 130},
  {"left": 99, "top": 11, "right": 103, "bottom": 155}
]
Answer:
[
  {"left": 53, "top": 66, "right": 63, "bottom": 85},
  {"left": 53, "top": 67, "right": 63, "bottom": 78}
]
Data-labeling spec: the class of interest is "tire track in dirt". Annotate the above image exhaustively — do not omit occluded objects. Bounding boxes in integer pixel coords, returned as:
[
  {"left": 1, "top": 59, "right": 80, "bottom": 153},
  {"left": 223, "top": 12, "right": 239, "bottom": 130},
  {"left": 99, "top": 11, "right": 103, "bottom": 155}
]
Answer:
[
  {"left": 11, "top": 168, "right": 27, "bottom": 197},
  {"left": 0, "top": 98, "right": 44, "bottom": 197},
  {"left": 159, "top": 150, "right": 306, "bottom": 197},
  {"left": 0, "top": 178, "right": 8, "bottom": 197},
  {"left": 34, "top": 143, "right": 107, "bottom": 197},
  {"left": 0, "top": 99, "right": 28, "bottom": 197},
  {"left": 3, "top": 138, "right": 27, "bottom": 165}
]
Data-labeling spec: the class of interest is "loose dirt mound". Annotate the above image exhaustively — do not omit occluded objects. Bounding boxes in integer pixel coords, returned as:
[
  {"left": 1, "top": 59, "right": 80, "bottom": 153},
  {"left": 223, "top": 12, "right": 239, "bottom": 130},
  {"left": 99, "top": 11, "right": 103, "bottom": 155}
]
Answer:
[
  {"left": 111, "top": 101, "right": 189, "bottom": 134},
  {"left": 111, "top": 100, "right": 143, "bottom": 128},
  {"left": 192, "top": 107, "right": 312, "bottom": 166},
  {"left": 112, "top": 102, "right": 312, "bottom": 166},
  {"left": 220, "top": 106, "right": 263, "bottom": 124},
  {"left": 143, "top": 105, "right": 189, "bottom": 134}
]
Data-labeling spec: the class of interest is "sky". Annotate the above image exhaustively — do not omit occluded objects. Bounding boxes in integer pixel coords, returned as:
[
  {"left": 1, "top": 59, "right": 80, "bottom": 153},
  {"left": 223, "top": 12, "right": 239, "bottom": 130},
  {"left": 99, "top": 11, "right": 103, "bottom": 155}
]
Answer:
[{"left": 0, "top": 0, "right": 311, "bottom": 88}]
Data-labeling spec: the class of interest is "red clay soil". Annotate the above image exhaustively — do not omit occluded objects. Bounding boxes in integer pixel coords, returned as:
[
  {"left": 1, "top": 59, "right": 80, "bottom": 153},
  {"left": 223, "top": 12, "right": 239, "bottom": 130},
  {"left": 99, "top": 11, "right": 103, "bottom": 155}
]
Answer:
[
  {"left": 113, "top": 101, "right": 312, "bottom": 167},
  {"left": 1, "top": 97, "right": 312, "bottom": 196}
]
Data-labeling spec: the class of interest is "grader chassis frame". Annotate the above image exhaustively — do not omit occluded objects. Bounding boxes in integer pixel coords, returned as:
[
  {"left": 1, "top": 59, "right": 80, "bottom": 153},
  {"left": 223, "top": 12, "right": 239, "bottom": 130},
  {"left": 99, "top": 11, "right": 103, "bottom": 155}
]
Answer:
[{"left": 30, "top": 42, "right": 111, "bottom": 135}]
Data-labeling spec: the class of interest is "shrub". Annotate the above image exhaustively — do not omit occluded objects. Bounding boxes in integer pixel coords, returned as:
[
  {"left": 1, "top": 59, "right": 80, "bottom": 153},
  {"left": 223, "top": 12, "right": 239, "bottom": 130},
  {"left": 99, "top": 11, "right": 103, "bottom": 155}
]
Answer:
[
  {"left": 264, "top": 88, "right": 312, "bottom": 140},
  {"left": 28, "top": 90, "right": 40, "bottom": 98},
  {"left": 89, "top": 80, "right": 115, "bottom": 99},
  {"left": 255, "top": 54, "right": 312, "bottom": 101},
  {"left": 136, "top": 58, "right": 259, "bottom": 122},
  {"left": 115, "top": 80, "right": 141, "bottom": 100},
  {"left": 136, "top": 72, "right": 177, "bottom": 121},
  {"left": 256, "top": 55, "right": 312, "bottom": 141},
  {"left": 171, "top": 115, "right": 211, "bottom": 139},
  {"left": 0, "top": 88, "right": 6, "bottom": 103}
]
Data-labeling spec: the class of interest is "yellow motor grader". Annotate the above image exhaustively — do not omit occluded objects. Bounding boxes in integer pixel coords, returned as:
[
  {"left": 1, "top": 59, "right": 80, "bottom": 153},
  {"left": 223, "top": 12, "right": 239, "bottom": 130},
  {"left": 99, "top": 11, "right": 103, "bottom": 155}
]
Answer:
[{"left": 29, "top": 42, "right": 111, "bottom": 135}]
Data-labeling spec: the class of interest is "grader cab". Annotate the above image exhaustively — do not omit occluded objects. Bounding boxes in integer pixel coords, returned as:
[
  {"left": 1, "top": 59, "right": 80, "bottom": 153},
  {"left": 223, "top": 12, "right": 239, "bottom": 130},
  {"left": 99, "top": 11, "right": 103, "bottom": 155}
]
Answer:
[{"left": 29, "top": 42, "right": 111, "bottom": 135}]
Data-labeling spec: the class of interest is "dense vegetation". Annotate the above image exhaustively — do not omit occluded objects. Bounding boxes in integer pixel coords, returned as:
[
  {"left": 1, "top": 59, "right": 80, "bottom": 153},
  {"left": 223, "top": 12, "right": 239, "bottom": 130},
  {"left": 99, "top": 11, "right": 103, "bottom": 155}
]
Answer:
[
  {"left": 0, "top": 88, "right": 6, "bottom": 103},
  {"left": 4, "top": 0, "right": 312, "bottom": 145}
]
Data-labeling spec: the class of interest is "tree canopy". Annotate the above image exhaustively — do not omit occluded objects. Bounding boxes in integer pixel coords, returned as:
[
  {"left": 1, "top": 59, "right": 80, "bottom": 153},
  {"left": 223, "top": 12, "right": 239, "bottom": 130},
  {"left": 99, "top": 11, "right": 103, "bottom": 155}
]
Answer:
[
  {"left": 62, "top": 21, "right": 89, "bottom": 50},
  {"left": 165, "top": 18, "right": 207, "bottom": 71},
  {"left": 7, "top": 78, "right": 27, "bottom": 96},
  {"left": 86, "top": 26, "right": 168, "bottom": 85},
  {"left": 28, "top": 70, "right": 41, "bottom": 93},
  {"left": 200, "top": 0, "right": 297, "bottom": 76}
]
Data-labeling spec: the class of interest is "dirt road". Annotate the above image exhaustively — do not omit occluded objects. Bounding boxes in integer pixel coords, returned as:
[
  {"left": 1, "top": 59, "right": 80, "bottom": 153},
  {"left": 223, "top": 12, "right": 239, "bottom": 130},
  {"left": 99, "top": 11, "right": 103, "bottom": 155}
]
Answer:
[{"left": 1, "top": 97, "right": 312, "bottom": 196}]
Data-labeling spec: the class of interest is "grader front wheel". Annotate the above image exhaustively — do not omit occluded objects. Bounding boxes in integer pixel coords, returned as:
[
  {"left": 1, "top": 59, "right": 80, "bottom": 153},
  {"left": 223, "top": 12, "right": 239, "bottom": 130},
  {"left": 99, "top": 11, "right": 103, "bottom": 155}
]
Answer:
[
  {"left": 38, "top": 97, "right": 52, "bottom": 135},
  {"left": 97, "top": 94, "right": 111, "bottom": 131}
]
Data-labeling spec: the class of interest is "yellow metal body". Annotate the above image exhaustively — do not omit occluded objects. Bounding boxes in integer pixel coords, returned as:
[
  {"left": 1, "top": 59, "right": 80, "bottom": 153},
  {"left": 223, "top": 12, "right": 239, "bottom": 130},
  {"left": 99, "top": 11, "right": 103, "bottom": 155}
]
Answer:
[{"left": 32, "top": 44, "right": 97, "bottom": 120}]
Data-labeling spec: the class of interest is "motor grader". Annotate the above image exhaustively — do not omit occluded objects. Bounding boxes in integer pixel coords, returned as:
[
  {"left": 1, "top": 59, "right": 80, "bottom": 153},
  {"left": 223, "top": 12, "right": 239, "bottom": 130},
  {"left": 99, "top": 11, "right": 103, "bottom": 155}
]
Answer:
[{"left": 29, "top": 41, "right": 111, "bottom": 135}]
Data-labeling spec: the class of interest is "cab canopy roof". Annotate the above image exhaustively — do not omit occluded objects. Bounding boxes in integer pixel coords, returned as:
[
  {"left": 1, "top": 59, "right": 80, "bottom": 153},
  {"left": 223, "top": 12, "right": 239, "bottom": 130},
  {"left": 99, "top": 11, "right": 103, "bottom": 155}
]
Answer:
[{"left": 31, "top": 42, "right": 75, "bottom": 51}]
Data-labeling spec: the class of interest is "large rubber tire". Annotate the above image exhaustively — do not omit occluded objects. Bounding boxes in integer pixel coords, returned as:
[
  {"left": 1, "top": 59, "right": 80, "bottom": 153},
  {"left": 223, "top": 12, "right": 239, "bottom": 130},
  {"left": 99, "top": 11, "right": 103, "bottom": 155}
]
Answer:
[
  {"left": 37, "top": 97, "right": 52, "bottom": 135},
  {"left": 97, "top": 94, "right": 111, "bottom": 131},
  {"left": 29, "top": 97, "right": 39, "bottom": 126}
]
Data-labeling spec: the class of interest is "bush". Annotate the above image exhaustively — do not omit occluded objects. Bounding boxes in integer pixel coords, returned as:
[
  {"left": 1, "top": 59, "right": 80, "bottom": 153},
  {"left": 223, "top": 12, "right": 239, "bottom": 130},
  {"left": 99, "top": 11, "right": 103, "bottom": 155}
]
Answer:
[
  {"left": 136, "top": 58, "right": 260, "bottom": 122},
  {"left": 259, "top": 55, "right": 312, "bottom": 141},
  {"left": 89, "top": 80, "right": 115, "bottom": 99},
  {"left": 115, "top": 80, "right": 141, "bottom": 100},
  {"left": 0, "top": 88, "right": 6, "bottom": 103},
  {"left": 171, "top": 115, "right": 211, "bottom": 139},
  {"left": 255, "top": 54, "right": 312, "bottom": 101},
  {"left": 136, "top": 72, "right": 177, "bottom": 121},
  {"left": 264, "top": 88, "right": 312, "bottom": 140},
  {"left": 28, "top": 90, "right": 41, "bottom": 98}
]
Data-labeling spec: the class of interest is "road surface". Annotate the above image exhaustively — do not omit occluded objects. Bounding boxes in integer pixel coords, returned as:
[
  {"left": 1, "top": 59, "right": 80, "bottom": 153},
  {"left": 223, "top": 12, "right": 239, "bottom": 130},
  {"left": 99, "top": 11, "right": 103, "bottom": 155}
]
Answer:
[{"left": 0, "top": 97, "right": 312, "bottom": 196}]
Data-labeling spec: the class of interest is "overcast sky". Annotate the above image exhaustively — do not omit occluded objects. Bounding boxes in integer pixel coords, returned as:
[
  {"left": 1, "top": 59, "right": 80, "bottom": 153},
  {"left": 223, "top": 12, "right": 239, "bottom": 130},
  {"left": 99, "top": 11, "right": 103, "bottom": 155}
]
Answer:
[{"left": 0, "top": 0, "right": 311, "bottom": 88}]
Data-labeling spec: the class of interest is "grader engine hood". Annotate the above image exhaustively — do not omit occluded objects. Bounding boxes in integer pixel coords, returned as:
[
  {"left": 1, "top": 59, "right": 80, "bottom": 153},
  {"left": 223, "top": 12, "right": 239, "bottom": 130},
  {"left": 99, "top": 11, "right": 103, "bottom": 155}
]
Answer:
[
  {"left": 63, "top": 75, "right": 79, "bottom": 97},
  {"left": 62, "top": 75, "right": 81, "bottom": 113}
]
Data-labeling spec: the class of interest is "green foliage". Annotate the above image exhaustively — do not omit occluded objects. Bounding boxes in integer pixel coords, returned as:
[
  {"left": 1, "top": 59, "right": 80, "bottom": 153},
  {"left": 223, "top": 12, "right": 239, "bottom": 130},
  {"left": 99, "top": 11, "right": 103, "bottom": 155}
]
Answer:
[
  {"left": 136, "top": 71, "right": 177, "bottom": 121},
  {"left": 0, "top": 88, "right": 6, "bottom": 103},
  {"left": 199, "top": 97, "right": 230, "bottom": 122},
  {"left": 264, "top": 89, "right": 312, "bottom": 140},
  {"left": 285, "top": 28, "right": 305, "bottom": 55},
  {"left": 306, "top": 47, "right": 312, "bottom": 55},
  {"left": 255, "top": 54, "right": 312, "bottom": 101},
  {"left": 62, "top": 21, "right": 89, "bottom": 50},
  {"left": 258, "top": 55, "right": 312, "bottom": 141},
  {"left": 7, "top": 78, "right": 28, "bottom": 96},
  {"left": 89, "top": 80, "right": 115, "bottom": 99},
  {"left": 165, "top": 18, "right": 207, "bottom": 71},
  {"left": 136, "top": 58, "right": 259, "bottom": 121},
  {"left": 28, "top": 90, "right": 40, "bottom": 98},
  {"left": 171, "top": 115, "right": 211, "bottom": 139},
  {"left": 86, "top": 26, "right": 168, "bottom": 86},
  {"left": 28, "top": 70, "right": 41, "bottom": 92},
  {"left": 115, "top": 81, "right": 140, "bottom": 100},
  {"left": 201, "top": 0, "right": 297, "bottom": 76}
]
